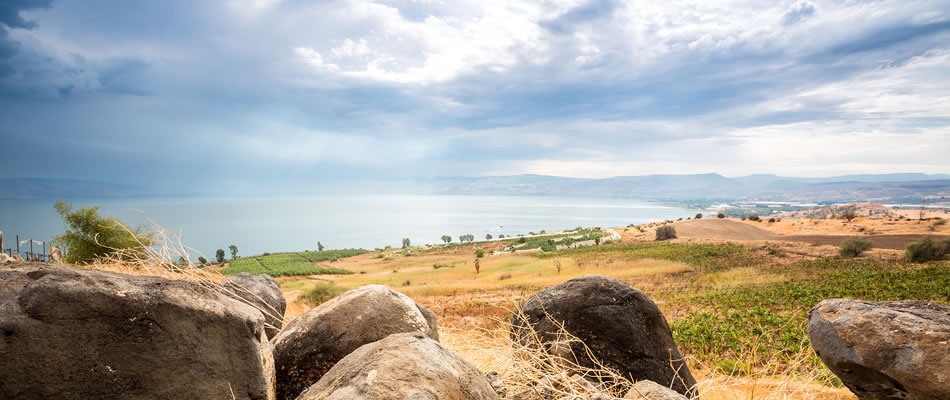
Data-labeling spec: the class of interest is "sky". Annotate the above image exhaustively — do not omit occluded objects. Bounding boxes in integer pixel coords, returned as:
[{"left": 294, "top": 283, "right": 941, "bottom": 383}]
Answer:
[{"left": 1, "top": 0, "right": 949, "bottom": 193}]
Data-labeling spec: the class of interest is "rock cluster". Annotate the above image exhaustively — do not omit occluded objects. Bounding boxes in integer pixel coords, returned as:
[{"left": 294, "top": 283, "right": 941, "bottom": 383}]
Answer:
[{"left": 2, "top": 264, "right": 706, "bottom": 400}]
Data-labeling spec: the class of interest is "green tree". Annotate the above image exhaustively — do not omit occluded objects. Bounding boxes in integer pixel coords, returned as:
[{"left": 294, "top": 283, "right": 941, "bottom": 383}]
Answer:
[
  {"left": 695, "top": 213, "right": 703, "bottom": 219},
  {"left": 485, "top": 233, "right": 492, "bottom": 240},
  {"left": 52, "top": 199, "right": 152, "bottom": 264},
  {"left": 215, "top": 249, "right": 225, "bottom": 263},
  {"left": 197, "top": 256, "right": 208, "bottom": 265},
  {"left": 318, "top": 241, "right": 325, "bottom": 251},
  {"left": 229, "top": 244, "right": 239, "bottom": 260},
  {"left": 402, "top": 238, "right": 411, "bottom": 248},
  {"left": 475, "top": 248, "right": 485, "bottom": 258}
]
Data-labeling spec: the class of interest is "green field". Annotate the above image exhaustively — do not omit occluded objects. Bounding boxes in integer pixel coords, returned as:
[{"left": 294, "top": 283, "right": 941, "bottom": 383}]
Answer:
[{"left": 220, "top": 249, "right": 367, "bottom": 277}]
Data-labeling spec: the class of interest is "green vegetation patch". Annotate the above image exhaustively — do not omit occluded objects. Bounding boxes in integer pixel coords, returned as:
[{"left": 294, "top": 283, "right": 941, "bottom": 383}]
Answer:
[
  {"left": 538, "top": 242, "right": 758, "bottom": 272},
  {"left": 669, "top": 258, "right": 950, "bottom": 381},
  {"left": 221, "top": 249, "right": 367, "bottom": 277},
  {"left": 505, "top": 228, "right": 607, "bottom": 252}
]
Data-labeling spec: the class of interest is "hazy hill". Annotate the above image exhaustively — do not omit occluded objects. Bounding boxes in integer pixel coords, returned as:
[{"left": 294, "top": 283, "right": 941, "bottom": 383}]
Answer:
[{"left": 0, "top": 178, "right": 149, "bottom": 200}]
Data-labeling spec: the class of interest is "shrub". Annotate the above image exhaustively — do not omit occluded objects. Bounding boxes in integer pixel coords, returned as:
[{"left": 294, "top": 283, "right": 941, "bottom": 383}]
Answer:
[
  {"left": 52, "top": 199, "right": 153, "bottom": 264},
  {"left": 717, "top": 213, "right": 725, "bottom": 218},
  {"left": 768, "top": 218, "right": 776, "bottom": 223},
  {"left": 839, "top": 237, "right": 873, "bottom": 258},
  {"left": 655, "top": 225, "right": 677, "bottom": 241},
  {"left": 905, "top": 237, "right": 950, "bottom": 263},
  {"left": 432, "top": 263, "right": 452, "bottom": 269},
  {"left": 475, "top": 249, "right": 485, "bottom": 258},
  {"left": 298, "top": 282, "right": 342, "bottom": 306},
  {"left": 840, "top": 208, "right": 858, "bottom": 222},
  {"left": 748, "top": 215, "right": 760, "bottom": 221},
  {"left": 498, "top": 273, "right": 513, "bottom": 281},
  {"left": 695, "top": 213, "right": 703, "bottom": 219}
]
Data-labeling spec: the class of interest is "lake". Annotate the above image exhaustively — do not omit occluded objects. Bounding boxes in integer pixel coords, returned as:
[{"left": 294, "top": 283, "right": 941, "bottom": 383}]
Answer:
[{"left": 0, "top": 195, "right": 695, "bottom": 259}]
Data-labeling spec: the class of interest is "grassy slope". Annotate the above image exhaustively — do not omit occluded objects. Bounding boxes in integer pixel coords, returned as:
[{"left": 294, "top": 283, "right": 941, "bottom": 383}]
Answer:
[{"left": 281, "top": 240, "right": 949, "bottom": 387}]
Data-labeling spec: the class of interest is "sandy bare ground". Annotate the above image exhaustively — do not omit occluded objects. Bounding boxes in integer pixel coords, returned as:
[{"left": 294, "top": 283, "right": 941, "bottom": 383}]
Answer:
[{"left": 675, "top": 219, "right": 949, "bottom": 250}]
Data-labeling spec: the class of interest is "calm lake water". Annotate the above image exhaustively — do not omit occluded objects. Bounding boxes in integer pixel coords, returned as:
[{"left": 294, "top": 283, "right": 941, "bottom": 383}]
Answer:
[{"left": 0, "top": 195, "right": 694, "bottom": 258}]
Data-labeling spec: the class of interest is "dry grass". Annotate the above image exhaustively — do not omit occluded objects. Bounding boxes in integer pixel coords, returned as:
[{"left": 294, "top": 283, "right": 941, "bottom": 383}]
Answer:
[
  {"left": 439, "top": 310, "right": 856, "bottom": 400},
  {"left": 78, "top": 218, "right": 287, "bottom": 335}
]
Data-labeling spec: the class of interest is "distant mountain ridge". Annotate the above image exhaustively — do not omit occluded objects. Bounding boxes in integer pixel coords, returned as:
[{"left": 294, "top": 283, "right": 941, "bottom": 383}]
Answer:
[
  {"left": 4, "top": 173, "right": 950, "bottom": 202},
  {"left": 358, "top": 173, "right": 950, "bottom": 202}
]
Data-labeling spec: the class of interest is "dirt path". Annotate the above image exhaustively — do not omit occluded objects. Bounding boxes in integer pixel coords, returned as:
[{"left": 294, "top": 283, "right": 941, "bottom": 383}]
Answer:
[
  {"left": 675, "top": 219, "right": 948, "bottom": 250},
  {"left": 676, "top": 219, "right": 780, "bottom": 240}
]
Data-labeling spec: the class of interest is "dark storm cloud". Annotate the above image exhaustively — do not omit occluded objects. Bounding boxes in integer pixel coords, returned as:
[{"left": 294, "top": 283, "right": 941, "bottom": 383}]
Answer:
[{"left": 1, "top": 0, "right": 948, "bottom": 188}]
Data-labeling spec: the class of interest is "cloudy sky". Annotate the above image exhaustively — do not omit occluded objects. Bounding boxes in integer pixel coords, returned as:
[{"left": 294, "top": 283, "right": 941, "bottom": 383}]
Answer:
[{"left": 1, "top": 0, "right": 949, "bottom": 193}]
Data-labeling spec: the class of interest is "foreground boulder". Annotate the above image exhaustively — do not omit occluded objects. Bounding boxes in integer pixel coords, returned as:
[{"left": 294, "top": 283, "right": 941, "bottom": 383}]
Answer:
[
  {"left": 272, "top": 284, "right": 439, "bottom": 400},
  {"left": 0, "top": 262, "right": 274, "bottom": 400},
  {"left": 223, "top": 272, "right": 286, "bottom": 338},
  {"left": 808, "top": 299, "right": 950, "bottom": 400},
  {"left": 296, "top": 332, "right": 498, "bottom": 400},
  {"left": 511, "top": 275, "right": 697, "bottom": 397}
]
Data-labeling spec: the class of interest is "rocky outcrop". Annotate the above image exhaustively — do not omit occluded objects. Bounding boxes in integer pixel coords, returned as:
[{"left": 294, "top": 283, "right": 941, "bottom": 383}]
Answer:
[
  {"left": 272, "top": 284, "right": 439, "bottom": 400},
  {"left": 222, "top": 272, "right": 286, "bottom": 339},
  {"left": 808, "top": 299, "right": 950, "bottom": 400},
  {"left": 0, "top": 262, "right": 274, "bottom": 400},
  {"left": 511, "top": 275, "right": 697, "bottom": 397},
  {"left": 624, "top": 380, "right": 689, "bottom": 400},
  {"left": 296, "top": 332, "right": 498, "bottom": 400}
]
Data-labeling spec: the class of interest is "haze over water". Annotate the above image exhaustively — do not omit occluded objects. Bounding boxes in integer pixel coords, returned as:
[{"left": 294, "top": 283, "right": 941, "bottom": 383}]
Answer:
[{"left": 0, "top": 195, "right": 694, "bottom": 257}]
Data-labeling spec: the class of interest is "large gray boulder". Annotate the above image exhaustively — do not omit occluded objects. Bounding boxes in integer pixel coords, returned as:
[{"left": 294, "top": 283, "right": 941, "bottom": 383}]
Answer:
[
  {"left": 808, "top": 299, "right": 950, "bottom": 400},
  {"left": 223, "top": 272, "right": 286, "bottom": 339},
  {"left": 296, "top": 332, "right": 498, "bottom": 400},
  {"left": 272, "top": 284, "right": 439, "bottom": 400},
  {"left": 0, "top": 262, "right": 274, "bottom": 400},
  {"left": 511, "top": 275, "right": 697, "bottom": 397}
]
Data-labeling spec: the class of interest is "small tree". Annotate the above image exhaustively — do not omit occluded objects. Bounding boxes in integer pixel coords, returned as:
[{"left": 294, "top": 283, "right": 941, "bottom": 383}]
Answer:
[
  {"left": 717, "top": 213, "right": 725, "bottom": 219},
  {"left": 401, "top": 238, "right": 411, "bottom": 248},
  {"left": 485, "top": 233, "right": 493, "bottom": 240},
  {"left": 441, "top": 235, "right": 452, "bottom": 244},
  {"left": 655, "top": 225, "right": 677, "bottom": 241},
  {"left": 197, "top": 256, "right": 208, "bottom": 265},
  {"left": 840, "top": 208, "right": 858, "bottom": 222},
  {"left": 215, "top": 249, "right": 225, "bottom": 263},
  {"left": 475, "top": 249, "right": 485, "bottom": 258},
  {"left": 52, "top": 199, "right": 152, "bottom": 264},
  {"left": 695, "top": 213, "right": 703, "bottom": 219},
  {"left": 317, "top": 241, "right": 325, "bottom": 251},
  {"left": 228, "top": 244, "right": 239, "bottom": 260},
  {"left": 839, "top": 237, "right": 873, "bottom": 258}
]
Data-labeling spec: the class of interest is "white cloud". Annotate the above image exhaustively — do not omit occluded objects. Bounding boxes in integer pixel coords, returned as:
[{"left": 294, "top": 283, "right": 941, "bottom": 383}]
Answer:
[{"left": 294, "top": 47, "right": 340, "bottom": 72}]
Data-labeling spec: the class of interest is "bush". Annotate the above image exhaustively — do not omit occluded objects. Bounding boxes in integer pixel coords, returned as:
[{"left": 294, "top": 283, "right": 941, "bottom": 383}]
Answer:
[
  {"left": 498, "top": 273, "right": 512, "bottom": 281},
  {"left": 475, "top": 249, "right": 485, "bottom": 258},
  {"left": 655, "top": 225, "right": 677, "bottom": 241},
  {"left": 695, "top": 213, "right": 703, "bottom": 219},
  {"left": 768, "top": 218, "right": 776, "bottom": 223},
  {"left": 905, "top": 237, "right": 950, "bottom": 262},
  {"left": 717, "top": 213, "right": 725, "bottom": 218},
  {"left": 52, "top": 199, "right": 153, "bottom": 264},
  {"left": 748, "top": 215, "right": 760, "bottom": 221},
  {"left": 298, "top": 282, "right": 342, "bottom": 306},
  {"left": 840, "top": 208, "right": 858, "bottom": 222},
  {"left": 839, "top": 237, "right": 873, "bottom": 258}
]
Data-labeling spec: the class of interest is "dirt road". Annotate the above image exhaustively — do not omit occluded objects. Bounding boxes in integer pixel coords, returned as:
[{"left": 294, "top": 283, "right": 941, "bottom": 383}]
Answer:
[{"left": 675, "top": 219, "right": 948, "bottom": 250}]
